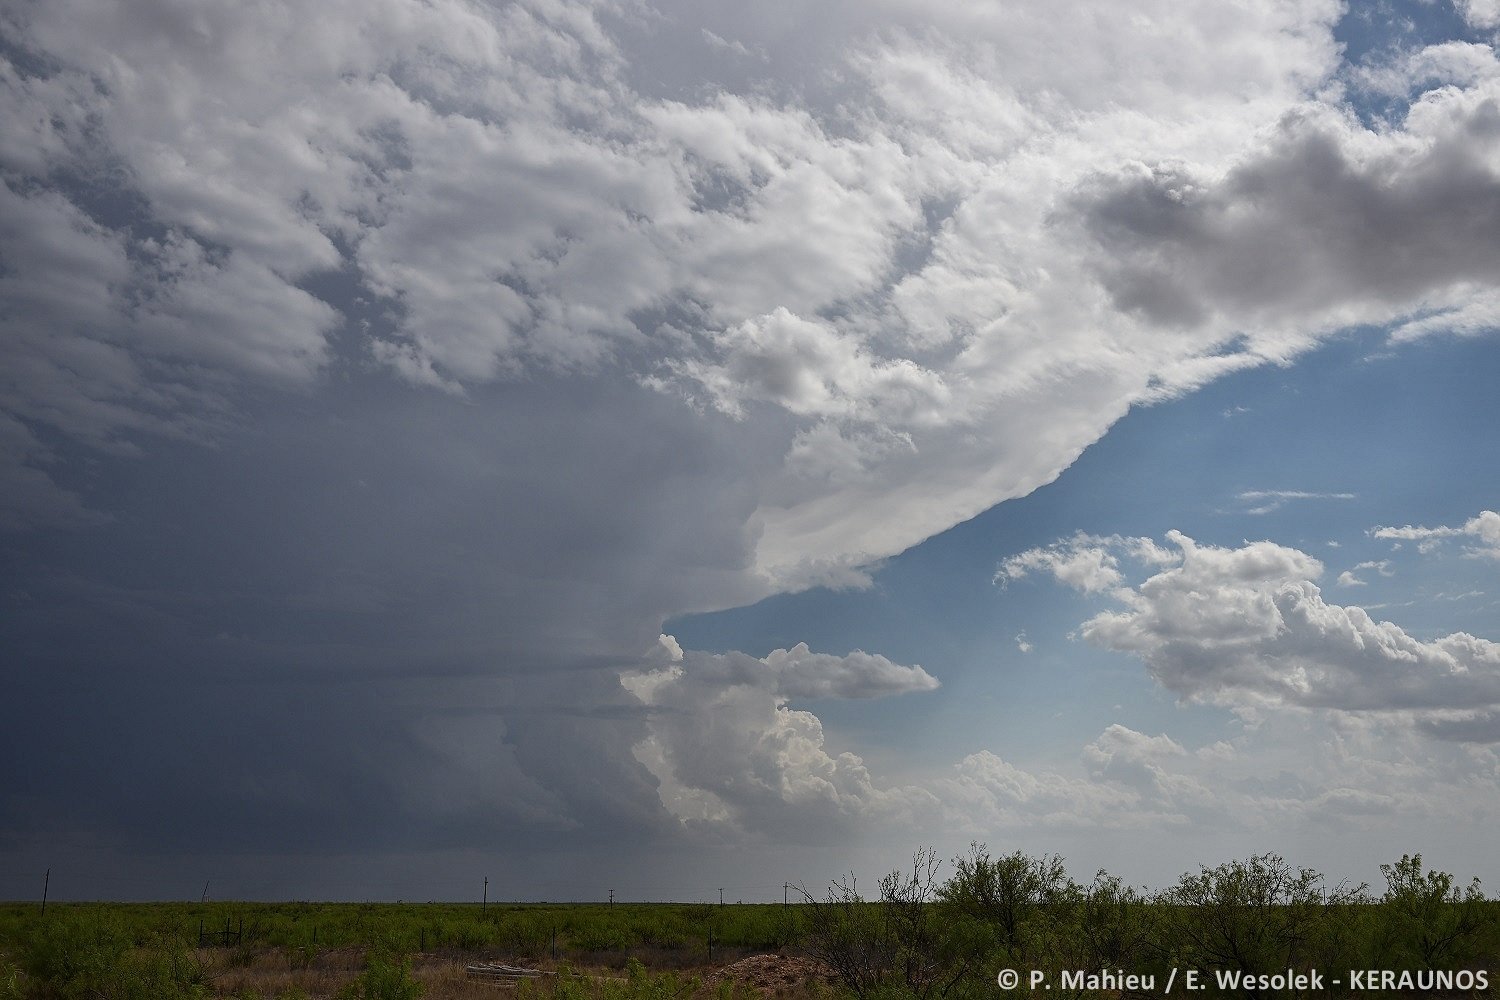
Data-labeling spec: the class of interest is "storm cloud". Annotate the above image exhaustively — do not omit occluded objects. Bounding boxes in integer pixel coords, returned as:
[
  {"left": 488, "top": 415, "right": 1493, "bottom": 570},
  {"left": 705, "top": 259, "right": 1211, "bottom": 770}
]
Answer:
[{"left": 4, "top": 0, "right": 1500, "bottom": 894}]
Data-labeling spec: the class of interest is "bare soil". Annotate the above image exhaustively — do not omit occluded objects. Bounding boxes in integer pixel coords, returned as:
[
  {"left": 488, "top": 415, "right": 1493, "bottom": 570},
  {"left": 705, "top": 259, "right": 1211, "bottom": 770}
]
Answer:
[
  {"left": 697, "top": 954, "right": 838, "bottom": 1000},
  {"left": 203, "top": 948, "right": 837, "bottom": 1000}
]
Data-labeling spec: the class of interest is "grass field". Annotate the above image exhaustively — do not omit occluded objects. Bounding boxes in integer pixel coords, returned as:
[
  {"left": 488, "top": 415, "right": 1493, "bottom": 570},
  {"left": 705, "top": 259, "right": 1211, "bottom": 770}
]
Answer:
[
  {"left": 0, "top": 900, "right": 804, "bottom": 1000},
  {"left": 2, "top": 850, "right": 1497, "bottom": 999}
]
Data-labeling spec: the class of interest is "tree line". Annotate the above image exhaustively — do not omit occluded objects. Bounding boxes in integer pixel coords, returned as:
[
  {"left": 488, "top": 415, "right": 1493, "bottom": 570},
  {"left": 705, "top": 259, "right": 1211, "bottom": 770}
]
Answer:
[{"left": 798, "top": 846, "right": 1496, "bottom": 1000}]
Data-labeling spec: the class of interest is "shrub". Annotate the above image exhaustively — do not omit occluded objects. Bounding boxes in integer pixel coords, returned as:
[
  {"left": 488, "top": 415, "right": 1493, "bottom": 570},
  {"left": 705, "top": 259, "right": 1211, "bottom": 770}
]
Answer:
[
  {"left": 1074, "top": 871, "right": 1160, "bottom": 974},
  {"left": 802, "top": 848, "right": 981, "bottom": 1000},
  {"left": 337, "top": 947, "right": 423, "bottom": 1000},
  {"left": 938, "top": 843, "right": 1077, "bottom": 969},
  {"left": 1378, "top": 853, "right": 1493, "bottom": 969},
  {"left": 1162, "top": 853, "right": 1364, "bottom": 997}
]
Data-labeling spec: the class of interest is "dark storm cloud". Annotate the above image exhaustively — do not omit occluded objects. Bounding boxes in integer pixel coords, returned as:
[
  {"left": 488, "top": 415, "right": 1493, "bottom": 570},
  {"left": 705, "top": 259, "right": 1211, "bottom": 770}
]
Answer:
[
  {"left": 0, "top": 372, "right": 776, "bottom": 856},
  {"left": 5, "top": 0, "right": 1500, "bottom": 894}
]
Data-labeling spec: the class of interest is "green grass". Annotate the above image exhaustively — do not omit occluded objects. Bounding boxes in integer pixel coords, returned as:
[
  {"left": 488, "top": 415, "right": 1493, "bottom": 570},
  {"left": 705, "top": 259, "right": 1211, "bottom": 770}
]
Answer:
[
  {"left": 0, "top": 900, "right": 800, "bottom": 961},
  {"left": 2, "top": 851, "right": 1497, "bottom": 1000}
]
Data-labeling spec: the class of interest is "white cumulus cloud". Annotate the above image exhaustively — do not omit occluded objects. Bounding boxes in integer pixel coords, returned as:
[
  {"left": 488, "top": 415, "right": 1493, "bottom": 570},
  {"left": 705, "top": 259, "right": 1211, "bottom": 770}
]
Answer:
[
  {"left": 1373, "top": 510, "right": 1500, "bottom": 560},
  {"left": 1006, "top": 530, "right": 1500, "bottom": 740},
  {"left": 621, "top": 639, "right": 940, "bottom": 835}
]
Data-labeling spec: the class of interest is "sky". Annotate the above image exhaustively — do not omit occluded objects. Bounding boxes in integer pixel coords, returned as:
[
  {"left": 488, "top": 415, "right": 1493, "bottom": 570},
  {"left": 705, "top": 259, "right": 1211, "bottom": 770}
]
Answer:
[{"left": 2, "top": 0, "right": 1499, "bottom": 902}]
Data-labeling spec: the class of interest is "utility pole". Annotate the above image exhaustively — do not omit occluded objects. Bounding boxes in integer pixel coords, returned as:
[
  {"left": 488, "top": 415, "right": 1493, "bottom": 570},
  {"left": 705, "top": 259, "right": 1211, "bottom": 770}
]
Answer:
[
  {"left": 608, "top": 888, "right": 614, "bottom": 906},
  {"left": 783, "top": 882, "right": 789, "bottom": 906},
  {"left": 41, "top": 868, "right": 49, "bottom": 916},
  {"left": 718, "top": 887, "right": 723, "bottom": 907},
  {"left": 201, "top": 881, "right": 210, "bottom": 904},
  {"left": 483, "top": 877, "right": 488, "bottom": 914}
]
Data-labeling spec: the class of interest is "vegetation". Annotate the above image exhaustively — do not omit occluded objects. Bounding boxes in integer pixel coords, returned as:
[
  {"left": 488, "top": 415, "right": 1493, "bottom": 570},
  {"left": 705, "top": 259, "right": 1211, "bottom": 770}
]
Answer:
[
  {"left": 1, "top": 850, "right": 1495, "bottom": 999},
  {"left": 797, "top": 847, "right": 1496, "bottom": 1000}
]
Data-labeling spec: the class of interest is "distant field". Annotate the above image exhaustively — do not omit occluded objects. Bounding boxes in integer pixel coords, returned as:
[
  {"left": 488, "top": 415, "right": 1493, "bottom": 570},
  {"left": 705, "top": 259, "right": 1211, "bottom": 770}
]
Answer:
[
  {"left": 0, "top": 900, "right": 807, "bottom": 999},
  {"left": 3, "top": 851, "right": 1498, "bottom": 1000},
  {"left": 0, "top": 899, "right": 801, "bottom": 956}
]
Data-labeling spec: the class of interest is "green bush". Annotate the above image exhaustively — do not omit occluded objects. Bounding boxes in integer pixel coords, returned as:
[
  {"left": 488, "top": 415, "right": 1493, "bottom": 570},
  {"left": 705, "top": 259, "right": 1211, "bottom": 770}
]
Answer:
[
  {"left": 1161, "top": 853, "right": 1366, "bottom": 997},
  {"left": 1378, "top": 853, "right": 1494, "bottom": 969},
  {"left": 337, "top": 947, "right": 423, "bottom": 1000},
  {"left": 453, "top": 920, "right": 496, "bottom": 951},
  {"left": 1074, "top": 871, "right": 1158, "bottom": 971},
  {"left": 22, "top": 911, "right": 132, "bottom": 986},
  {"left": 939, "top": 842, "right": 1075, "bottom": 966}
]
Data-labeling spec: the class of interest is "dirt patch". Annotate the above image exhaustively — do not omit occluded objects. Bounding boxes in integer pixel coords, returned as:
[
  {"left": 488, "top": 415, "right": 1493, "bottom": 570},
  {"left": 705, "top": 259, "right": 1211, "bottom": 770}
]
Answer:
[{"left": 698, "top": 954, "right": 837, "bottom": 999}]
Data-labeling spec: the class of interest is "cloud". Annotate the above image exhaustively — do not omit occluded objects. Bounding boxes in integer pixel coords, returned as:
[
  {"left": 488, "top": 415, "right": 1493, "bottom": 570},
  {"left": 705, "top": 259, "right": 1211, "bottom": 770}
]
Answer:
[
  {"left": 621, "top": 639, "right": 940, "bottom": 836},
  {"left": 699, "top": 29, "right": 761, "bottom": 61},
  {"left": 1372, "top": 510, "right": 1500, "bottom": 559},
  {"left": 4, "top": 0, "right": 1500, "bottom": 882},
  {"left": 3, "top": 0, "right": 1491, "bottom": 570},
  {"left": 931, "top": 724, "right": 1248, "bottom": 833},
  {"left": 658, "top": 308, "right": 951, "bottom": 424},
  {"left": 1236, "top": 489, "right": 1356, "bottom": 515},
  {"left": 999, "top": 535, "right": 1127, "bottom": 594},
  {"left": 1, "top": 0, "right": 1488, "bottom": 599},
  {"left": 627, "top": 638, "right": 940, "bottom": 702},
  {"left": 1075, "top": 78, "right": 1500, "bottom": 348},
  {"left": 1459, "top": 0, "right": 1500, "bottom": 31},
  {"left": 936, "top": 749, "right": 1139, "bottom": 828},
  {"left": 1006, "top": 530, "right": 1500, "bottom": 740},
  {"left": 623, "top": 637, "right": 1490, "bottom": 846},
  {"left": 1081, "top": 725, "right": 1192, "bottom": 796},
  {"left": 1349, "top": 41, "right": 1500, "bottom": 97},
  {"left": 1336, "top": 559, "right": 1394, "bottom": 586},
  {"left": 622, "top": 640, "right": 1367, "bottom": 843},
  {"left": 0, "top": 0, "right": 1386, "bottom": 574},
  {"left": 998, "top": 532, "right": 1177, "bottom": 594},
  {"left": 933, "top": 712, "right": 1500, "bottom": 855}
]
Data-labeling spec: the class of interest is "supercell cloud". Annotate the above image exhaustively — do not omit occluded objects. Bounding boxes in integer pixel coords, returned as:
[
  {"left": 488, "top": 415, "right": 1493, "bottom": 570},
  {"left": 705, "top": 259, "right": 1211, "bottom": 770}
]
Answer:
[{"left": 2, "top": 0, "right": 1499, "bottom": 894}]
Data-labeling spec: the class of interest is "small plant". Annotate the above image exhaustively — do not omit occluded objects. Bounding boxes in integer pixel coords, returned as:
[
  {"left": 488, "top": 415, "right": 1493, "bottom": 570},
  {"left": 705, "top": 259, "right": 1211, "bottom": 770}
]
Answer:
[
  {"left": 337, "top": 947, "right": 423, "bottom": 1000},
  {"left": 285, "top": 941, "right": 319, "bottom": 970},
  {"left": 553, "top": 964, "right": 590, "bottom": 1000},
  {"left": 1, "top": 954, "right": 25, "bottom": 1000}
]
